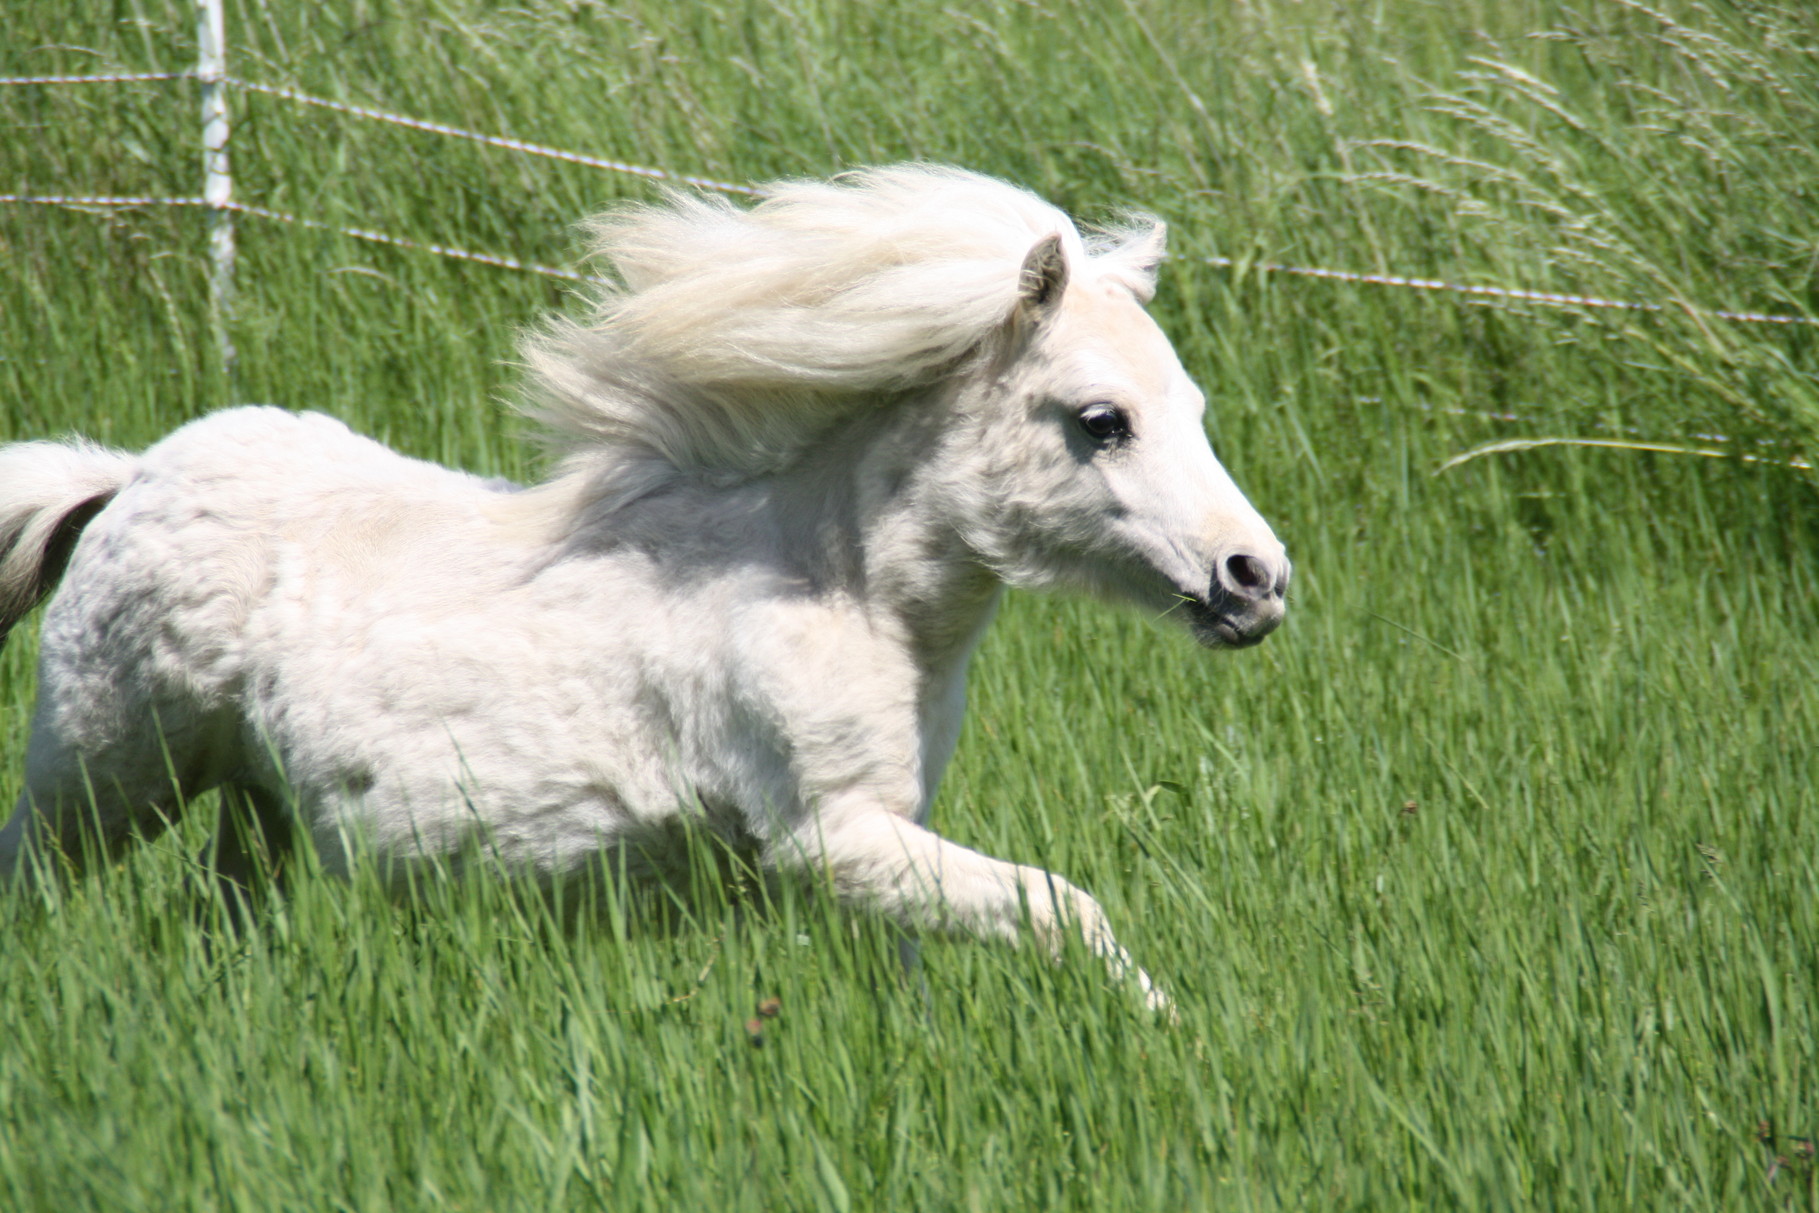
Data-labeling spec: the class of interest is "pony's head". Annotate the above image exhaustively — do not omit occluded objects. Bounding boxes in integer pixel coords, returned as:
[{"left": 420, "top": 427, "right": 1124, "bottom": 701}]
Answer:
[
  {"left": 523, "top": 163, "right": 1287, "bottom": 647},
  {"left": 934, "top": 218, "right": 1288, "bottom": 648}
]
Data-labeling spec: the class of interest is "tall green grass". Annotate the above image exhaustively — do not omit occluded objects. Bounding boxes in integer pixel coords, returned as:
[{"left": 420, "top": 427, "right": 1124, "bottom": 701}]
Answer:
[{"left": 4, "top": 1, "right": 1818, "bottom": 1209}]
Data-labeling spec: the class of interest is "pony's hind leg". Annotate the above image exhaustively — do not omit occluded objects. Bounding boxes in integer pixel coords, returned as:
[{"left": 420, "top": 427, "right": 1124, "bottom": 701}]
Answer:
[
  {"left": 0, "top": 772, "right": 186, "bottom": 886},
  {"left": 0, "top": 703, "right": 207, "bottom": 886}
]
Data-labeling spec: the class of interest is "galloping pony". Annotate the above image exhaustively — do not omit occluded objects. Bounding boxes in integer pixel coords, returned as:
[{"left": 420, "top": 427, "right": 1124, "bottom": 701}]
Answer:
[{"left": 0, "top": 166, "right": 1288, "bottom": 1008}]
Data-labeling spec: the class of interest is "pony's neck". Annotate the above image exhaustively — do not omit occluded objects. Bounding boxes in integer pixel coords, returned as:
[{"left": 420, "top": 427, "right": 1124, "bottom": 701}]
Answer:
[
  {"left": 543, "top": 392, "right": 1002, "bottom": 669},
  {"left": 770, "top": 394, "right": 1002, "bottom": 668}
]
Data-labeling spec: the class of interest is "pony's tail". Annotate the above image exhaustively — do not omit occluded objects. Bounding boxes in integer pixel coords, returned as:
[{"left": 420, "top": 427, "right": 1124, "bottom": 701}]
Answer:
[{"left": 0, "top": 439, "right": 138, "bottom": 644}]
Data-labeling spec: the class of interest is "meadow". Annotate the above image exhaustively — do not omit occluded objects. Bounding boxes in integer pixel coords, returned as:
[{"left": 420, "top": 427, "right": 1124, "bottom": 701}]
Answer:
[{"left": 3, "top": 0, "right": 1817, "bottom": 1208}]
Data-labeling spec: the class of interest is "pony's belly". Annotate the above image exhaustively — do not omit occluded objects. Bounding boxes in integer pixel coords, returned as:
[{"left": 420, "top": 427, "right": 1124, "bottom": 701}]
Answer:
[
  {"left": 299, "top": 774, "right": 648, "bottom": 879},
  {"left": 261, "top": 694, "right": 667, "bottom": 858},
  {"left": 250, "top": 635, "right": 758, "bottom": 877}
]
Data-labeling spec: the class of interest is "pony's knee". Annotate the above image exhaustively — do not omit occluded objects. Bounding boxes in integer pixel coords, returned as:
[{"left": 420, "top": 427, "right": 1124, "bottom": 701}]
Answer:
[{"left": 1016, "top": 868, "right": 1116, "bottom": 954}]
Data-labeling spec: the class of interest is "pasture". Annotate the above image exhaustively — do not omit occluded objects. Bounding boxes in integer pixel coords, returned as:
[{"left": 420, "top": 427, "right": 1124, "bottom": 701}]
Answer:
[{"left": 3, "top": 1, "right": 1817, "bottom": 1208}]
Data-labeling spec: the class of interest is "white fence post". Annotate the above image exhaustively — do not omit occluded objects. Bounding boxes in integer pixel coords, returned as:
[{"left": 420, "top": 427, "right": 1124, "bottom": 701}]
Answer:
[{"left": 198, "top": 0, "right": 235, "bottom": 374}]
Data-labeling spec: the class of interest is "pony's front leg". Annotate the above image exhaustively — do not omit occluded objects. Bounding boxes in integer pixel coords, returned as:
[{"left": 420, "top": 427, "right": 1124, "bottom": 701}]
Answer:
[{"left": 772, "top": 808, "right": 1170, "bottom": 1014}]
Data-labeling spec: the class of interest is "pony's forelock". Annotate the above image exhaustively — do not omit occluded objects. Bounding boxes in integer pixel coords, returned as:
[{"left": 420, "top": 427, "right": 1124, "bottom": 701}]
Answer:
[{"left": 521, "top": 164, "right": 1165, "bottom": 475}]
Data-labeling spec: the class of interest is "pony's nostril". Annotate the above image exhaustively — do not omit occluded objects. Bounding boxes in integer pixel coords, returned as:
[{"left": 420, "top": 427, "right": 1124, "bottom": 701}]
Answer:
[{"left": 1224, "top": 553, "right": 1271, "bottom": 597}]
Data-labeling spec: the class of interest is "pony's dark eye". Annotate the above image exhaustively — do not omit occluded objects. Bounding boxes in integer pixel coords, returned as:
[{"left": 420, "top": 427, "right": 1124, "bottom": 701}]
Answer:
[{"left": 1077, "top": 404, "right": 1130, "bottom": 445}]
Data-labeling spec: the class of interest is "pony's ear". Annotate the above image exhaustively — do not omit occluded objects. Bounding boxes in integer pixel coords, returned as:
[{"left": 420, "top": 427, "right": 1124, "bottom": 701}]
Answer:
[
  {"left": 1108, "top": 220, "right": 1167, "bottom": 303},
  {"left": 1018, "top": 233, "right": 1069, "bottom": 316}
]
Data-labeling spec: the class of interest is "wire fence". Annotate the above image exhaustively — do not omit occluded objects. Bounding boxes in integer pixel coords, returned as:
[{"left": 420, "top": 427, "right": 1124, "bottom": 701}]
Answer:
[
  {"left": 5, "top": 23, "right": 1817, "bottom": 350},
  {"left": 228, "top": 77, "right": 761, "bottom": 197}
]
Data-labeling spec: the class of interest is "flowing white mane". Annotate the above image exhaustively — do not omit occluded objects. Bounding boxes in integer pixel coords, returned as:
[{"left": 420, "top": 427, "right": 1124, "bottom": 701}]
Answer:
[{"left": 522, "top": 164, "right": 1165, "bottom": 474}]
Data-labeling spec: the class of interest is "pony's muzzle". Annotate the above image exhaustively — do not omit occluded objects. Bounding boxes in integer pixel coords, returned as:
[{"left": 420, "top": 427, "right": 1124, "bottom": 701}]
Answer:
[{"left": 1189, "top": 548, "right": 1289, "bottom": 648}]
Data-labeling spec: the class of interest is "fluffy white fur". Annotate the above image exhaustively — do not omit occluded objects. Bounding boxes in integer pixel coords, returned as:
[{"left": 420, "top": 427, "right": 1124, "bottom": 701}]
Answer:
[{"left": 0, "top": 165, "right": 1289, "bottom": 1011}]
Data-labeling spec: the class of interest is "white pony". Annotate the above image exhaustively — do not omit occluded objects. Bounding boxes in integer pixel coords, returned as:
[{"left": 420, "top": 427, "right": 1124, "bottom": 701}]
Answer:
[{"left": 0, "top": 165, "right": 1286, "bottom": 1008}]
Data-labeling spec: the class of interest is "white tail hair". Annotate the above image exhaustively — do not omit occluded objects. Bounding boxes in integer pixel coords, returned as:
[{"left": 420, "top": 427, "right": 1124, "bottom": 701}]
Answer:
[
  {"left": 522, "top": 163, "right": 1167, "bottom": 475},
  {"left": 0, "top": 439, "right": 137, "bottom": 640}
]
